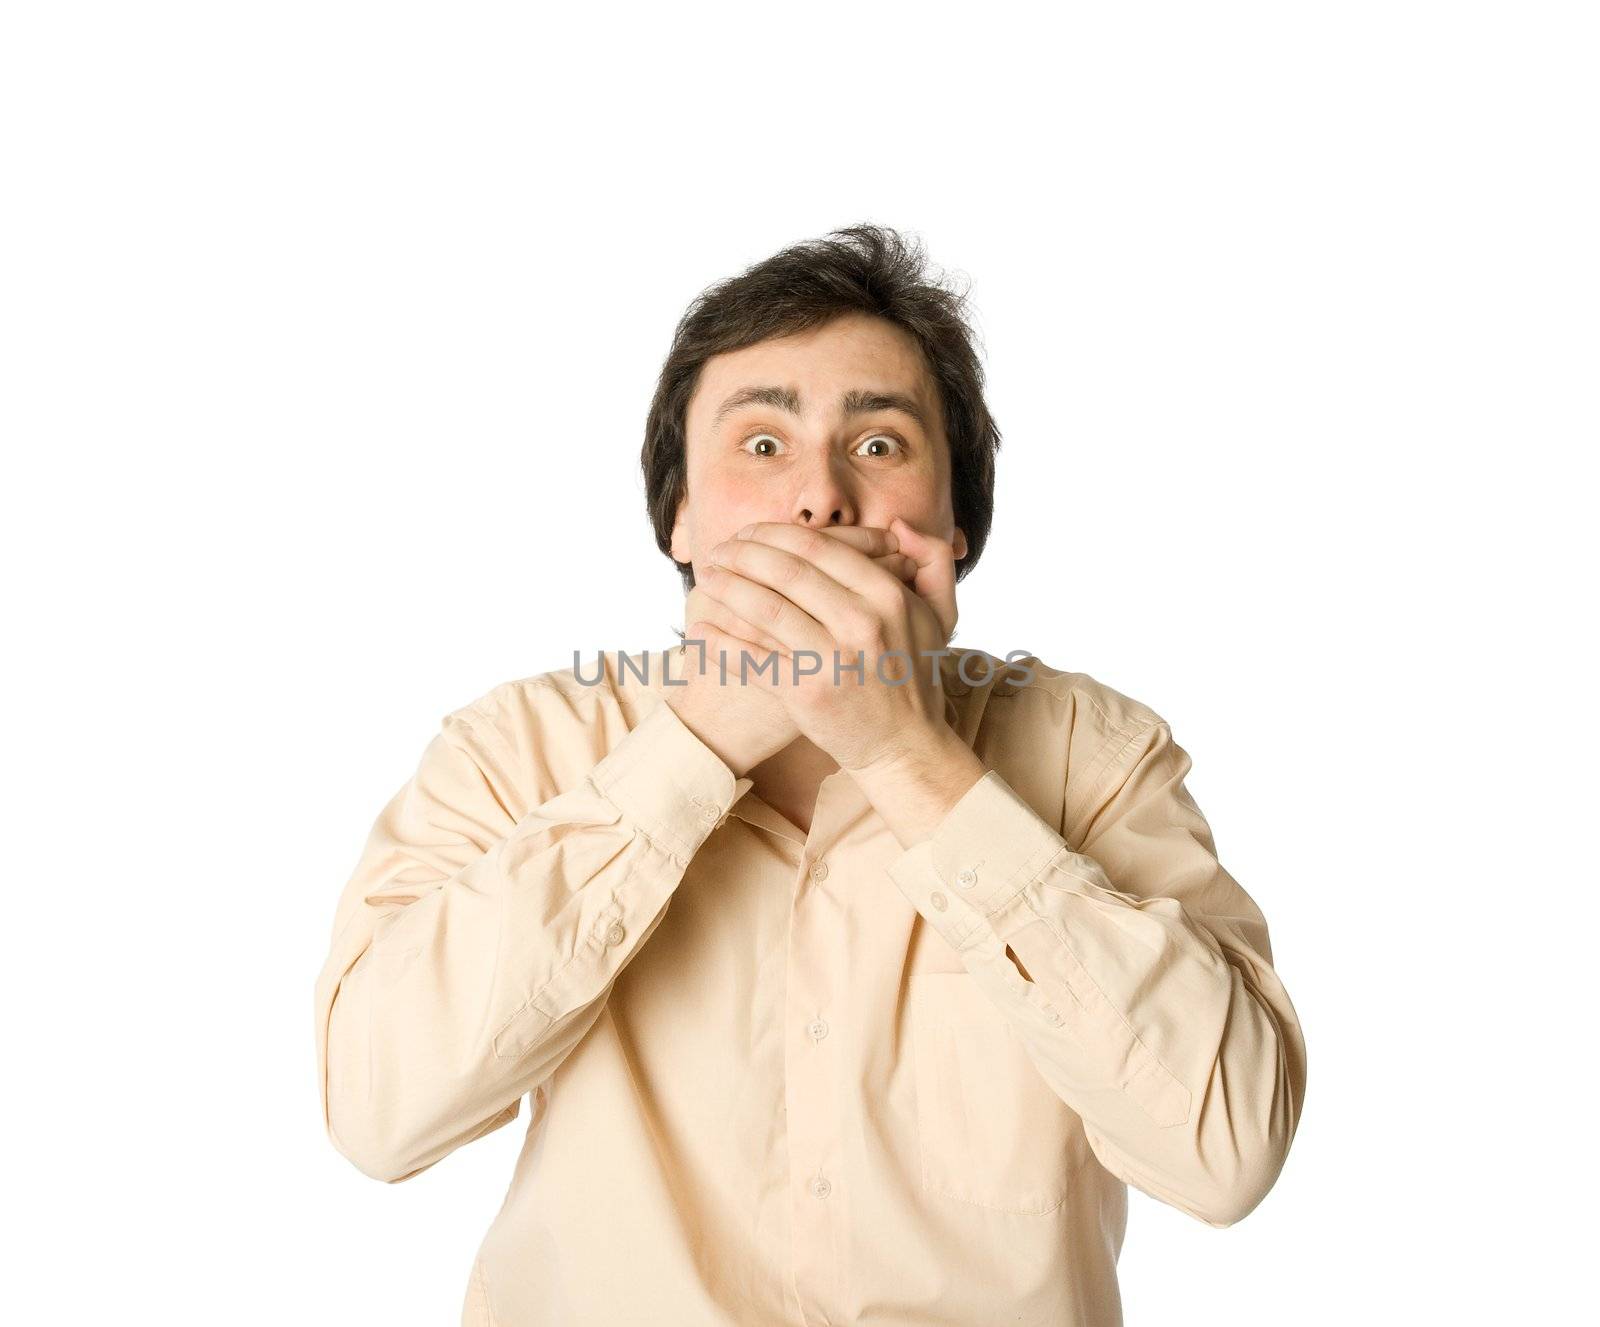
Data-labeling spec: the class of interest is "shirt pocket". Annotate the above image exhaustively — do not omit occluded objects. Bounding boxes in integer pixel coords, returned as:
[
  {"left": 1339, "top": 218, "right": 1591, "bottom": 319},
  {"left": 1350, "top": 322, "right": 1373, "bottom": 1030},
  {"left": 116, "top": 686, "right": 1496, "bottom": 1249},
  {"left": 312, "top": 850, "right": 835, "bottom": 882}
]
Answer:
[{"left": 909, "top": 971, "right": 1088, "bottom": 1216}]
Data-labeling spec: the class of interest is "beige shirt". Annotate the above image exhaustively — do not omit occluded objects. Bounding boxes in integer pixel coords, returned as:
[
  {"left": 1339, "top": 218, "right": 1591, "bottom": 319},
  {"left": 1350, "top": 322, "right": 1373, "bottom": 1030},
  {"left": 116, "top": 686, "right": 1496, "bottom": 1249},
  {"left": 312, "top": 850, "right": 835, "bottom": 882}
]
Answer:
[{"left": 313, "top": 644, "right": 1307, "bottom": 1326}]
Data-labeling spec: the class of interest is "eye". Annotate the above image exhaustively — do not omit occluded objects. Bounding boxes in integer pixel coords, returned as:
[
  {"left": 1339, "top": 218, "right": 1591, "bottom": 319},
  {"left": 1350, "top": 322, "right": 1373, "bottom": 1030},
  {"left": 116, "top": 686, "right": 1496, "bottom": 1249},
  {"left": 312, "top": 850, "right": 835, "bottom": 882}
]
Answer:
[
  {"left": 740, "top": 432, "right": 785, "bottom": 458},
  {"left": 855, "top": 433, "right": 905, "bottom": 459}
]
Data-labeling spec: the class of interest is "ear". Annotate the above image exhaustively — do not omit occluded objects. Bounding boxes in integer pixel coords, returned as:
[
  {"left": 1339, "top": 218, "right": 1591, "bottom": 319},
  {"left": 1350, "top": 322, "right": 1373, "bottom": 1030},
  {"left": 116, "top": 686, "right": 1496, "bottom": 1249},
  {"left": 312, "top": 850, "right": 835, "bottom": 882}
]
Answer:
[
  {"left": 669, "top": 492, "right": 690, "bottom": 564},
  {"left": 952, "top": 526, "right": 968, "bottom": 561}
]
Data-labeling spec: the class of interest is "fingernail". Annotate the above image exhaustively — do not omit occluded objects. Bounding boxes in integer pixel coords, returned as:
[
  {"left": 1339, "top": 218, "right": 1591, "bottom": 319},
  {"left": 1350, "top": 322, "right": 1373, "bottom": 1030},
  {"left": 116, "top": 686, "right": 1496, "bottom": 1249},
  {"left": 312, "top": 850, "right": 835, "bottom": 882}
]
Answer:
[{"left": 737, "top": 523, "right": 755, "bottom": 539}]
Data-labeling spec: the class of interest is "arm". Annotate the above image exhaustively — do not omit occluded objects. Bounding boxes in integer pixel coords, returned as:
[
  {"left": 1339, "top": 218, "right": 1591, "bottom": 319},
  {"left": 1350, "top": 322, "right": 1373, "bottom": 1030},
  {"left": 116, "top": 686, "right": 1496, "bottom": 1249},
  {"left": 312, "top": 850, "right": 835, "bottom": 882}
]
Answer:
[
  {"left": 313, "top": 694, "right": 753, "bottom": 1184},
  {"left": 884, "top": 719, "right": 1308, "bottom": 1228}
]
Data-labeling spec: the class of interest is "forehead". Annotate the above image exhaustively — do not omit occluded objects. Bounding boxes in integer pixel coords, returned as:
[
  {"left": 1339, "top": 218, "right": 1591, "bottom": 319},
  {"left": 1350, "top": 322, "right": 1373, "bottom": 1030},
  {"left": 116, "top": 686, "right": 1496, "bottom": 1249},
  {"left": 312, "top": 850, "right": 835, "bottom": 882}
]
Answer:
[{"left": 687, "top": 312, "right": 939, "bottom": 430}]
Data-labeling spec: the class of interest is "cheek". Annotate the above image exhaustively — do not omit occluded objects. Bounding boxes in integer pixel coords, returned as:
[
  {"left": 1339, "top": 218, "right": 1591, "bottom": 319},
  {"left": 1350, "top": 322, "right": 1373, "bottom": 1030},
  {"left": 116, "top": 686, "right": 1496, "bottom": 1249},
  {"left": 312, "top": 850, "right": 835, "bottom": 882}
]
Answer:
[
  {"left": 707, "top": 469, "right": 768, "bottom": 515},
  {"left": 691, "top": 468, "right": 771, "bottom": 546},
  {"left": 872, "top": 474, "right": 953, "bottom": 532}
]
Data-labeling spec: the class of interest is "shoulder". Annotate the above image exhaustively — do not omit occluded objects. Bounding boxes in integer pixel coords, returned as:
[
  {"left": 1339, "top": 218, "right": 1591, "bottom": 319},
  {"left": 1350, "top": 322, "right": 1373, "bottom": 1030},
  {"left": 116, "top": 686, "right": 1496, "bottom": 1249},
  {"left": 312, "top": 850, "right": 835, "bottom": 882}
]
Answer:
[
  {"left": 948, "top": 646, "right": 1167, "bottom": 741},
  {"left": 427, "top": 648, "right": 671, "bottom": 813},
  {"left": 950, "top": 647, "right": 1176, "bottom": 829},
  {"left": 451, "top": 643, "right": 680, "bottom": 724}
]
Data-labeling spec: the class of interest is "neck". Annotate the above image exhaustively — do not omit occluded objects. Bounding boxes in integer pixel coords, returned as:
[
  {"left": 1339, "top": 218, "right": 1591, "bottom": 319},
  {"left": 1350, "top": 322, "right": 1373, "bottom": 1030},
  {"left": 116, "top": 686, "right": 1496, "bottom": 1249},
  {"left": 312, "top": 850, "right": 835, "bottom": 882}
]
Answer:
[{"left": 747, "top": 734, "right": 839, "bottom": 834}]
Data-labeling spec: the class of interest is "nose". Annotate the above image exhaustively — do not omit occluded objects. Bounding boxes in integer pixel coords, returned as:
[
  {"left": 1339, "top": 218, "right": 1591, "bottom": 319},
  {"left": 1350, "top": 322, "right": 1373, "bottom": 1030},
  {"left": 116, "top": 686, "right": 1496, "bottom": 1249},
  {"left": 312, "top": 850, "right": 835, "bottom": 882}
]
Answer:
[{"left": 792, "top": 452, "right": 857, "bottom": 529}]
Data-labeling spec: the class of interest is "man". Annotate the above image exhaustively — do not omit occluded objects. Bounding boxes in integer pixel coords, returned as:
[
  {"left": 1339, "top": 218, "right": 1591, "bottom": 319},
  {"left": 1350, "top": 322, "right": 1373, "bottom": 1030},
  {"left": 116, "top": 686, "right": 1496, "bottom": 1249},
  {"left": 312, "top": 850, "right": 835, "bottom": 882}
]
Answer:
[{"left": 314, "top": 223, "right": 1308, "bottom": 1326}]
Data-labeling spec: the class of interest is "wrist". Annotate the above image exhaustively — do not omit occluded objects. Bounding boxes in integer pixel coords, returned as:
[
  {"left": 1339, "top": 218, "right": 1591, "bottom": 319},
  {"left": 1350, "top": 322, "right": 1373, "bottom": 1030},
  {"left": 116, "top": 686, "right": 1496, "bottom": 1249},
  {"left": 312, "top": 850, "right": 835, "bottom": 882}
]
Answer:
[
  {"left": 848, "top": 723, "right": 989, "bottom": 850},
  {"left": 664, "top": 682, "right": 790, "bottom": 779}
]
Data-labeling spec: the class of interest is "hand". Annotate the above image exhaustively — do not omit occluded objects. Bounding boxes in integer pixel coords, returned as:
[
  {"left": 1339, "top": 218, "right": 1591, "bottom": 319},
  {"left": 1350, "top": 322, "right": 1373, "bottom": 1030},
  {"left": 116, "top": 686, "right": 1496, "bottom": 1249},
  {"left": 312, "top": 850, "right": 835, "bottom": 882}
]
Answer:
[
  {"left": 668, "top": 526, "right": 920, "bottom": 776},
  {"left": 693, "top": 516, "right": 961, "bottom": 774}
]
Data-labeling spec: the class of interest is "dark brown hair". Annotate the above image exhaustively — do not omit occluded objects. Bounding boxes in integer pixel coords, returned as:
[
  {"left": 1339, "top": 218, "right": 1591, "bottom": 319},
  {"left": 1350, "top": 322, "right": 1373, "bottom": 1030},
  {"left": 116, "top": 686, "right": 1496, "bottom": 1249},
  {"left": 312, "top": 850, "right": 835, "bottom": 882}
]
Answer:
[{"left": 641, "top": 222, "right": 1001, "bottom": 592}]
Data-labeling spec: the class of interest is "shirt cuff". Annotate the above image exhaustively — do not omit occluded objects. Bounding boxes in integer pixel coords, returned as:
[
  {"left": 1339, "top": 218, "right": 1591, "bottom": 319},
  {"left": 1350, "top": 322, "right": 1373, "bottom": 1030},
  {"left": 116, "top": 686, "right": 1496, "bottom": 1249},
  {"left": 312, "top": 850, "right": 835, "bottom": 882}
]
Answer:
[
  {"left": 885, "top": 769, "right": 1067, "bottom": 952},
  {"left": 588, "top": 696, "right": 756, "bottom": 864}
]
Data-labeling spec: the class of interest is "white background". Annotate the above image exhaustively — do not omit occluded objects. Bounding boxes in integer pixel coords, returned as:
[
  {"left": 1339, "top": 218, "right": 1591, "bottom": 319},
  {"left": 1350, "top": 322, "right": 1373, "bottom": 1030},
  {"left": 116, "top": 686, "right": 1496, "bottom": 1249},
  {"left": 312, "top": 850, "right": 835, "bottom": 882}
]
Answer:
[{"left": 4, "top": 2, "right": 1595, "bottom": 1323}]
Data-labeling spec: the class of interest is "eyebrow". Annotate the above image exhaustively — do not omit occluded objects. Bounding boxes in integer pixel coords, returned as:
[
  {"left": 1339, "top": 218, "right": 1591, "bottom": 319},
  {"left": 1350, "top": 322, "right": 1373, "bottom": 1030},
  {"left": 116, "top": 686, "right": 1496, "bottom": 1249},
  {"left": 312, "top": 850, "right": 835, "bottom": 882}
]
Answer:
[{"left": 711, "top": 385, "right": 931, "bottom": 433}]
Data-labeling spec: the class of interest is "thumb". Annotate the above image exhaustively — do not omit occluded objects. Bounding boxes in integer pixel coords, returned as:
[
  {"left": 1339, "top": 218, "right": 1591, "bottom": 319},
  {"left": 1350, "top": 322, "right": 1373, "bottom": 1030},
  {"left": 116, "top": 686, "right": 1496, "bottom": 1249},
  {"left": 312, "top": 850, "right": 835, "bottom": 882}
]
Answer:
[{"left": 889, "top": 516, "right": 958, "bottom": 643}]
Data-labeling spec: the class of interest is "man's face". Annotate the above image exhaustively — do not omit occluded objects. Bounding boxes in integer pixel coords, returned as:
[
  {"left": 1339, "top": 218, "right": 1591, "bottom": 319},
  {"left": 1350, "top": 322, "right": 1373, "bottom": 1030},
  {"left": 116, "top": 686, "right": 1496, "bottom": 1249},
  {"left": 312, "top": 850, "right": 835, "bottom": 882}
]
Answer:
[{"left": 670, "top": 311, "right": 968, "bottom": 585}]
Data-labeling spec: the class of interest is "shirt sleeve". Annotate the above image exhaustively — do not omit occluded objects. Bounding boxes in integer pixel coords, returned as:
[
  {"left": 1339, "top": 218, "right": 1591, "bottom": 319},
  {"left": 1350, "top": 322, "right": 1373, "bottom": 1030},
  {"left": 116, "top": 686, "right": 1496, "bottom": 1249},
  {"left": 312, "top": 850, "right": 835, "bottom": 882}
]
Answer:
[
  {"left": 884, "top": 719, "right": 1308, "bottom": 1228},
  {"left": 313, "top": 695, "right": 755, "bottom": 1184}
]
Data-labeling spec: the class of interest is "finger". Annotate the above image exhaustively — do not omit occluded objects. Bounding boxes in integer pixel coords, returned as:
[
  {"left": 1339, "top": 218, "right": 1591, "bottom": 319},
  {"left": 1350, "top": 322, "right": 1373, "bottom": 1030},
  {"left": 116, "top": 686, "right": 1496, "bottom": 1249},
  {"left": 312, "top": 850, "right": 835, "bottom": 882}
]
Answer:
[
  {"left": 696, "top": 563, "right": 829, "bottom": 659},
  {"left": 683, "top": 617, "right": 769, "bottom": 683},
  {"left": 809, "top": 525, "right": 900, "bottom": 559},
  {"left": 886, "top": 516, "right": 958, "bottom": 642},
  {"left": 870, "top": 551, "right": 918, "bottom": 585},
  {"left": 716, "top": 523, "right": 905, "bottom": 631},
  {"left": 686, "top": 585, "right": 784, "bottom": 655},
  {"left": 781, "top": 526, "right": 913, "bottom": 585},
  {"left": 715, "top": 529, "right": 932, "bottom": 650},
  {"left": 823, "top": 529, "right": 916, "bottom": 585},
  {"left": 703, "top": 550, "right": 849, "bottom": 655}
]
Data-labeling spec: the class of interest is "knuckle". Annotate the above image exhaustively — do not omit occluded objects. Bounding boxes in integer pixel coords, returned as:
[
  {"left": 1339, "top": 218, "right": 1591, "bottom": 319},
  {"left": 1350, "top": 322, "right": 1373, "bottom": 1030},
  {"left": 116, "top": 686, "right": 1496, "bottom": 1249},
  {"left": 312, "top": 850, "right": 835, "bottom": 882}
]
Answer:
[
  {"left": 798, "top": 528, "right": 829, "bottom": 556},
  {"left": 842, "top": 607, "right": 880, "bottom": 645},
  {"left": 862, "top": 584, "right": 900, "bottom": 617}
]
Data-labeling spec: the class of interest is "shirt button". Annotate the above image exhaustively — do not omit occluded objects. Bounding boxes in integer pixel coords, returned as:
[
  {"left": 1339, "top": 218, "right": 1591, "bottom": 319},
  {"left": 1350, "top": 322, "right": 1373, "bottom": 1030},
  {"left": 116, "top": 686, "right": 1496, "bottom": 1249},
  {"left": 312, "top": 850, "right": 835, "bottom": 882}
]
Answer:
[
  {"left": 956, "top": 867, "right": 977, "bottom": 888},
  {"left": 930, "top": 891, "right": 948, "bottom": 911},
  {"left": 811, "top": 1176, "right": 832, "bottom": 1199},
  {"left": 700, "top": 803, "right": 720, "bottom": 823},
  {"left": 808, "top": 1019, "right": 828, "bottom": 1041},
  {"left": 603, "top": 921, "right": 626, "bottom": 947},
  {"left": 809, "top": 860, "right": 829, "bottom": 882}
]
